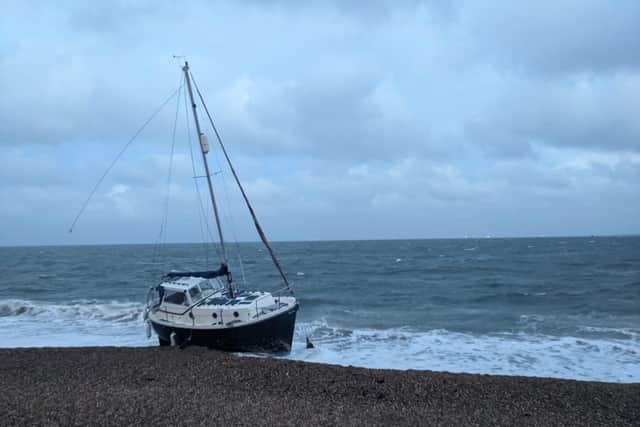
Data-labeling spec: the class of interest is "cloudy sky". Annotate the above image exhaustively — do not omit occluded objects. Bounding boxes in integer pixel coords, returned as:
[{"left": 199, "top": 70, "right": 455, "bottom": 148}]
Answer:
[{"left": 1, "top": 0, "right": 639, "bottom": 246}]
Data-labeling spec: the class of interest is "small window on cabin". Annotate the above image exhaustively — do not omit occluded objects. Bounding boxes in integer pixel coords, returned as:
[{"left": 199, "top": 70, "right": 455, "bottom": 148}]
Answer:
[
  {"left": 189, "top": 286, "right": 202, "bottom": 301},
  {"left": 163, "top": 291, "right": 187, "bottom": 305},
  {"left": 201, "top": 279, "right": 223, "bottom": 291}
]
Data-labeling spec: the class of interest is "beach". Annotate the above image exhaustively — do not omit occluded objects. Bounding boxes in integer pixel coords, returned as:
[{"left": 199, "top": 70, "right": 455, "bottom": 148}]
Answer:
[{"left": 0, "top": 347, "right": 638, "bottom": 426}]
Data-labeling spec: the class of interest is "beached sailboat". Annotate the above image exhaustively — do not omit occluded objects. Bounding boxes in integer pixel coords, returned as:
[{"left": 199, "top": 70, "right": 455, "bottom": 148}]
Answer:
[{"left": 144, "top": 62, "right": 298, "bottom": 352}]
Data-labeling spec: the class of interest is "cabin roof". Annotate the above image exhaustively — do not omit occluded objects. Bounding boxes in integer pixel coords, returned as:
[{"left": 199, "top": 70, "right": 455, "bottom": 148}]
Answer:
[{"left": 159, "top": 276, "right": 204, "bottom": 291}]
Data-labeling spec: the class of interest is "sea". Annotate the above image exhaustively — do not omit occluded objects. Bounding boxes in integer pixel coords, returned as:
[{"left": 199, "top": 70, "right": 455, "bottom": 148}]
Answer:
[{"left": 1, "top": 237, "right": 638, "bottom": 383}]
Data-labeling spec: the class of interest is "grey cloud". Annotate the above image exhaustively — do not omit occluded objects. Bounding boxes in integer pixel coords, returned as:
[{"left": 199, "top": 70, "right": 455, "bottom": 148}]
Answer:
[
  {"left": 239, "top": 0, "right": 450, "bottom": 25},
  {"left": 66, "top": 2, "right": 161, "bottom": 34},
  {"left": 2, "top": 0, "right": 640, "bottom": 244},
  {"left": 465, "top": 0, "right": 640, "bottom": 76},
  {"left": 0, "top": 51, "right": 183, "bottom": 145},
  {"left": 466, "top": 75, "right": 640, "bottom": 156},
  {"left": 464, "top": 120, "right": 534, "bottom": 158},
  {"left": 214, "top": 74, "right": 433, "bottom": 163},
  {"left": 486, "top": 161, "right": 572, "bottom": 191},
  {"left": 285, "top": 77, "right": 425, "bottom": 160}
]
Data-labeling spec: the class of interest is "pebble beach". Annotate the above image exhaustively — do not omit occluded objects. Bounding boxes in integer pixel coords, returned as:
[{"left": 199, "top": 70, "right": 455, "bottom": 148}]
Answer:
[{"left": 1, "top": 347, "right": 638, "bottom": 426}]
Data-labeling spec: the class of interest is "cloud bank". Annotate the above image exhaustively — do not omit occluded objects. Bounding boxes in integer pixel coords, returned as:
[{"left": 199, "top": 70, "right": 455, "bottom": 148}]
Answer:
[{"left": 1, "top": 0, "right": 639, "bottom": 245}]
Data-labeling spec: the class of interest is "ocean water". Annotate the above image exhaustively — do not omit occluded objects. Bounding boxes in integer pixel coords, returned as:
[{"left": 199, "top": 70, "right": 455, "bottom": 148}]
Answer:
[{"left": 0, "top": 237, "right": 638, "bottom": 383}]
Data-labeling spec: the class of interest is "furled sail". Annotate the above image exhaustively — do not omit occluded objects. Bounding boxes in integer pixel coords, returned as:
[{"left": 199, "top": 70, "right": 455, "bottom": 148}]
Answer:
[{"left": 164, "top": 263, "right": 229, "bottom": 279}]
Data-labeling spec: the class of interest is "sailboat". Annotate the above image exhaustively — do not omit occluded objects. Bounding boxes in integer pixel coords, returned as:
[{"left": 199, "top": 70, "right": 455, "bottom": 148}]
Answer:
[{"left": 144, "top": 62, "right": 298, "bottom": 352}]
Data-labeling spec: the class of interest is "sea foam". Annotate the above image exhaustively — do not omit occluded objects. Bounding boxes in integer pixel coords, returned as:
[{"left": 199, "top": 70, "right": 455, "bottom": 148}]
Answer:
[
  {"left": 285, "top": 320, "right": 640, "bottom": 383},
  {"left": 2, "top": 299, "right": 639, "bottom": 382}
]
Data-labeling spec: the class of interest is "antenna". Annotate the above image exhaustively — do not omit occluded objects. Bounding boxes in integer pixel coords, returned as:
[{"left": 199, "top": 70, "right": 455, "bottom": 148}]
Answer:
[{"left": 172, "top": 55, "right": 186, "bottom": 65}]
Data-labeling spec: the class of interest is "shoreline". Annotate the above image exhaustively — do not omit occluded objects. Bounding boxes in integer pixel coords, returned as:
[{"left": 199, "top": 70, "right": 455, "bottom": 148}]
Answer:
[{"left": 1, "top": 347, "right": 638, "bottom": 425}]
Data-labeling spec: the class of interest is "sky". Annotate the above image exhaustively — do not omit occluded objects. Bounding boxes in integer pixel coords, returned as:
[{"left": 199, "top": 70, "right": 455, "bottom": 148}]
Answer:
[{"left": 1, "top": 0, "right": 639, "bottom": 246}]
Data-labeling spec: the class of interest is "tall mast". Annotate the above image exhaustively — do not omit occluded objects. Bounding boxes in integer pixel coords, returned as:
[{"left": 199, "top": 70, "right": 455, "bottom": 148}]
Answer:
[{"left": 183, "top": 62, "right": 231, "bottom": 289}]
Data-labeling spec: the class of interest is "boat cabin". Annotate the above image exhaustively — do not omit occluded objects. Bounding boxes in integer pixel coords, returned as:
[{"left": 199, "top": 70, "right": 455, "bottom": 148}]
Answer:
[
  {"left": 156, "top": 277, "right": 221, "bottom": 309},
  {"left": 150, "top": 275, "right": 288, "bottom": 322}
]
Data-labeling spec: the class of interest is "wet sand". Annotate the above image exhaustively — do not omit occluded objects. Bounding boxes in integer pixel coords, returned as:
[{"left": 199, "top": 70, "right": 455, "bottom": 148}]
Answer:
[{"left": 0, "top": 347, "right": 638, "bottom": 426}]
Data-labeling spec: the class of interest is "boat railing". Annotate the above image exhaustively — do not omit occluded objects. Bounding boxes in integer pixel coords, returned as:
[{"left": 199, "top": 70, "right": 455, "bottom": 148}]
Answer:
[{"left": 271, "top": 286, "right": 293, "bottom": 296}]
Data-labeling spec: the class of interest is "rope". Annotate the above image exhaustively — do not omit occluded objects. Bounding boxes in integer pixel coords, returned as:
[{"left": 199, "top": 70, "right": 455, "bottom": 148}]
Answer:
[
  {"left": 69, "top": 85, "right": 182, "bottom": 233},
  {"left": 190, "top": 73, "right": 292, "bottom": 293}
]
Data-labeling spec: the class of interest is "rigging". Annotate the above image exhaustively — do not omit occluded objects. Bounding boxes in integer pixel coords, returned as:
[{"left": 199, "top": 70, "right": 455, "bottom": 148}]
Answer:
[
  {"left": 69, "top": 85, "right": 183, "bottom": 233},
  {"left": 191, "top": 73, "right": 292, "bottom": 293}
]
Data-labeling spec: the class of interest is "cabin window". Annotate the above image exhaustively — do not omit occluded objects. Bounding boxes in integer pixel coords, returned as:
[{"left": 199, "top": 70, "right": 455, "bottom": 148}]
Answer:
[
  {"left": 163, "top": 290, "right": 188, "bottom": 306},
  {"left": 200, "top": 281, "right": 214, "bottom": 291},
  {"left": 200, "top": 279, "right": 223, "bottom": 292},
  {"left": 189, "top": 287, "right": 202, "bottom": 301}
]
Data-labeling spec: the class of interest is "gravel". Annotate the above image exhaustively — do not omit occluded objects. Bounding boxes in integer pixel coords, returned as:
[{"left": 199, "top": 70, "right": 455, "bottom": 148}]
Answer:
[{"left": 0, "top": 347, "right": 638, "bottom": 426}]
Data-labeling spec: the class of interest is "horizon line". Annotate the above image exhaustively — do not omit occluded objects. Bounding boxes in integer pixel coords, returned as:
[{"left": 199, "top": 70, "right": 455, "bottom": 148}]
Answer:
[{"left": 1, "top": 233, "right": 639, "bottom": 249}]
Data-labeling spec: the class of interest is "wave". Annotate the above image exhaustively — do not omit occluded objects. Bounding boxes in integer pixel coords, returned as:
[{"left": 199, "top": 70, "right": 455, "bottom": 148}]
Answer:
[
  {"left": 284, "top": 320, "right": 640, "bottom": 383},
  {"left": 469, "top": 291, "right": 549, "bottom": 303},
  {"left": 0, "top": 299, "right": 144, "bottom": 323},
  {"left": 0, "top": 299, "right": 151, "bottom": 349},
  {"left": 2, "top": 300, "right": 639, "bottom": 383},
  {"left": 577, "top": 325, "right": 640, "bottom": 340}
]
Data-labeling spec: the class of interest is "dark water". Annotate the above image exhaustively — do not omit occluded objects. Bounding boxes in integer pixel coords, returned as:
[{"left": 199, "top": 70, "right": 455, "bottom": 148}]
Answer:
[{"left": 1, "top": 237, "right": 638, "bottom": 382}]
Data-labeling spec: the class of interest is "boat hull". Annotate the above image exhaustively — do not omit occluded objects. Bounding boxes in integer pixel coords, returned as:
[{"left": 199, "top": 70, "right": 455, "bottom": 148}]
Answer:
[{"left": 150, "top": 303, "right": 298, "bottom": 353}]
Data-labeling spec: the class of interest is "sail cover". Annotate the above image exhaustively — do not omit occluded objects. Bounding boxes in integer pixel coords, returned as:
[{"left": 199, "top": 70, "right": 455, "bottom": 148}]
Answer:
[{"left": 164, "top": 263, "right": 229, "bottom": 279}]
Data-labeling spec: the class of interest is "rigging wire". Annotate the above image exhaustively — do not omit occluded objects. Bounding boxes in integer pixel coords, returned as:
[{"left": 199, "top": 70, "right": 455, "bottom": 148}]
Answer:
[
  {"left": 190, "top": 73, "right": 291, "bottom": 293},
  {"left": 208, "top": 141, "right": 248, "bottom": 286},
  {"left": 152, "top": 75, "right": 184, "bottom": 273},
  {"left": 185, "top": 83, "right": 211, "bottom": 264},
  {"left": 200, "top": 98, "right": 248, "bottom": 286},
  {"left": 183, "top": 82, "right": 220, "bottom": 265},
  {"left": 68, "top": 85, "right": 183, "bottom": 233}
]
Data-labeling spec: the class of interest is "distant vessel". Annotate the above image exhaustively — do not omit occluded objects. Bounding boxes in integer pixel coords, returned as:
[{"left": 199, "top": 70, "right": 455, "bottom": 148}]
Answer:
[{"left": 144, "top": 62, "right": 298, "bottom": 352}]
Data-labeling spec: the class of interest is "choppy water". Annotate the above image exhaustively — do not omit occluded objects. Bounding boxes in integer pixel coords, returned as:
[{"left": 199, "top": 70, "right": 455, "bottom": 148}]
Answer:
[{"left": 1, "top": 237, "right": 638, "bottom": 382}]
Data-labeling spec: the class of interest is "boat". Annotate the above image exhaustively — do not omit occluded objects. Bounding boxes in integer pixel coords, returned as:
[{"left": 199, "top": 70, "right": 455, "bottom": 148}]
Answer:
[{"left": 143, "top": 62, "right": 298, "bottom": 352}]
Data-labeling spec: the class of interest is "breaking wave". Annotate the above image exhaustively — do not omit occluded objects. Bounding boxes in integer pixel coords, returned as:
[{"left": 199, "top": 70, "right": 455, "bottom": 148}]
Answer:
[
  {"left": 285, "top": 320, "right": 640, "bottom": 383},
  {"left": 0, "top": 299, "right": 150, "bottom": 348},
  {"left": 0, "top": 299, "right": 144, "bottom": 323},
  {"left": 1, "top": 300, "right": 639, "bottom": 383}
]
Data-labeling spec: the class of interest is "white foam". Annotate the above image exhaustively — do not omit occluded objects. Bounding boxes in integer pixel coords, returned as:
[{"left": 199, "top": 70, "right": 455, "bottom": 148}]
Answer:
[
  {"left": 0, "top": 299, "right": 152, "bottom": 348},
  {"left": 0, "top": 299, "right": 144, "bottom": 322},
  {"left": 3, "top": 300, "right": 638, "bottom": 383},
  {"left": 284, "top": 321, "right": 640, "bottom": 383},
  {"left": 578, "top": 325, "right": 640, "bottom": 340}
]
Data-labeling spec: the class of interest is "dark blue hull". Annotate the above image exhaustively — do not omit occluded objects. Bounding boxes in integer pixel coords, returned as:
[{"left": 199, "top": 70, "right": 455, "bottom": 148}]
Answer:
[{"left": 151, "top": 304, "right": 298, "bottom": 353}]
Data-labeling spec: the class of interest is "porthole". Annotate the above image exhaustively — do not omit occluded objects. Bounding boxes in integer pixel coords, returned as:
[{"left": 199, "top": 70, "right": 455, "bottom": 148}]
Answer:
[
  {"left": 212, "top": 313, "right": 218, "bottom": 319},
  {"left": 233, "top": 311, "right": 239, "bottom": 318}
]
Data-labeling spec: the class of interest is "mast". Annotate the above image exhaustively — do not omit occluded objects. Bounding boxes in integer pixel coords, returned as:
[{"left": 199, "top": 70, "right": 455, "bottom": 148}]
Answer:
[{"left": 183, "top": 62, "right": 232, "bottom": 293}]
